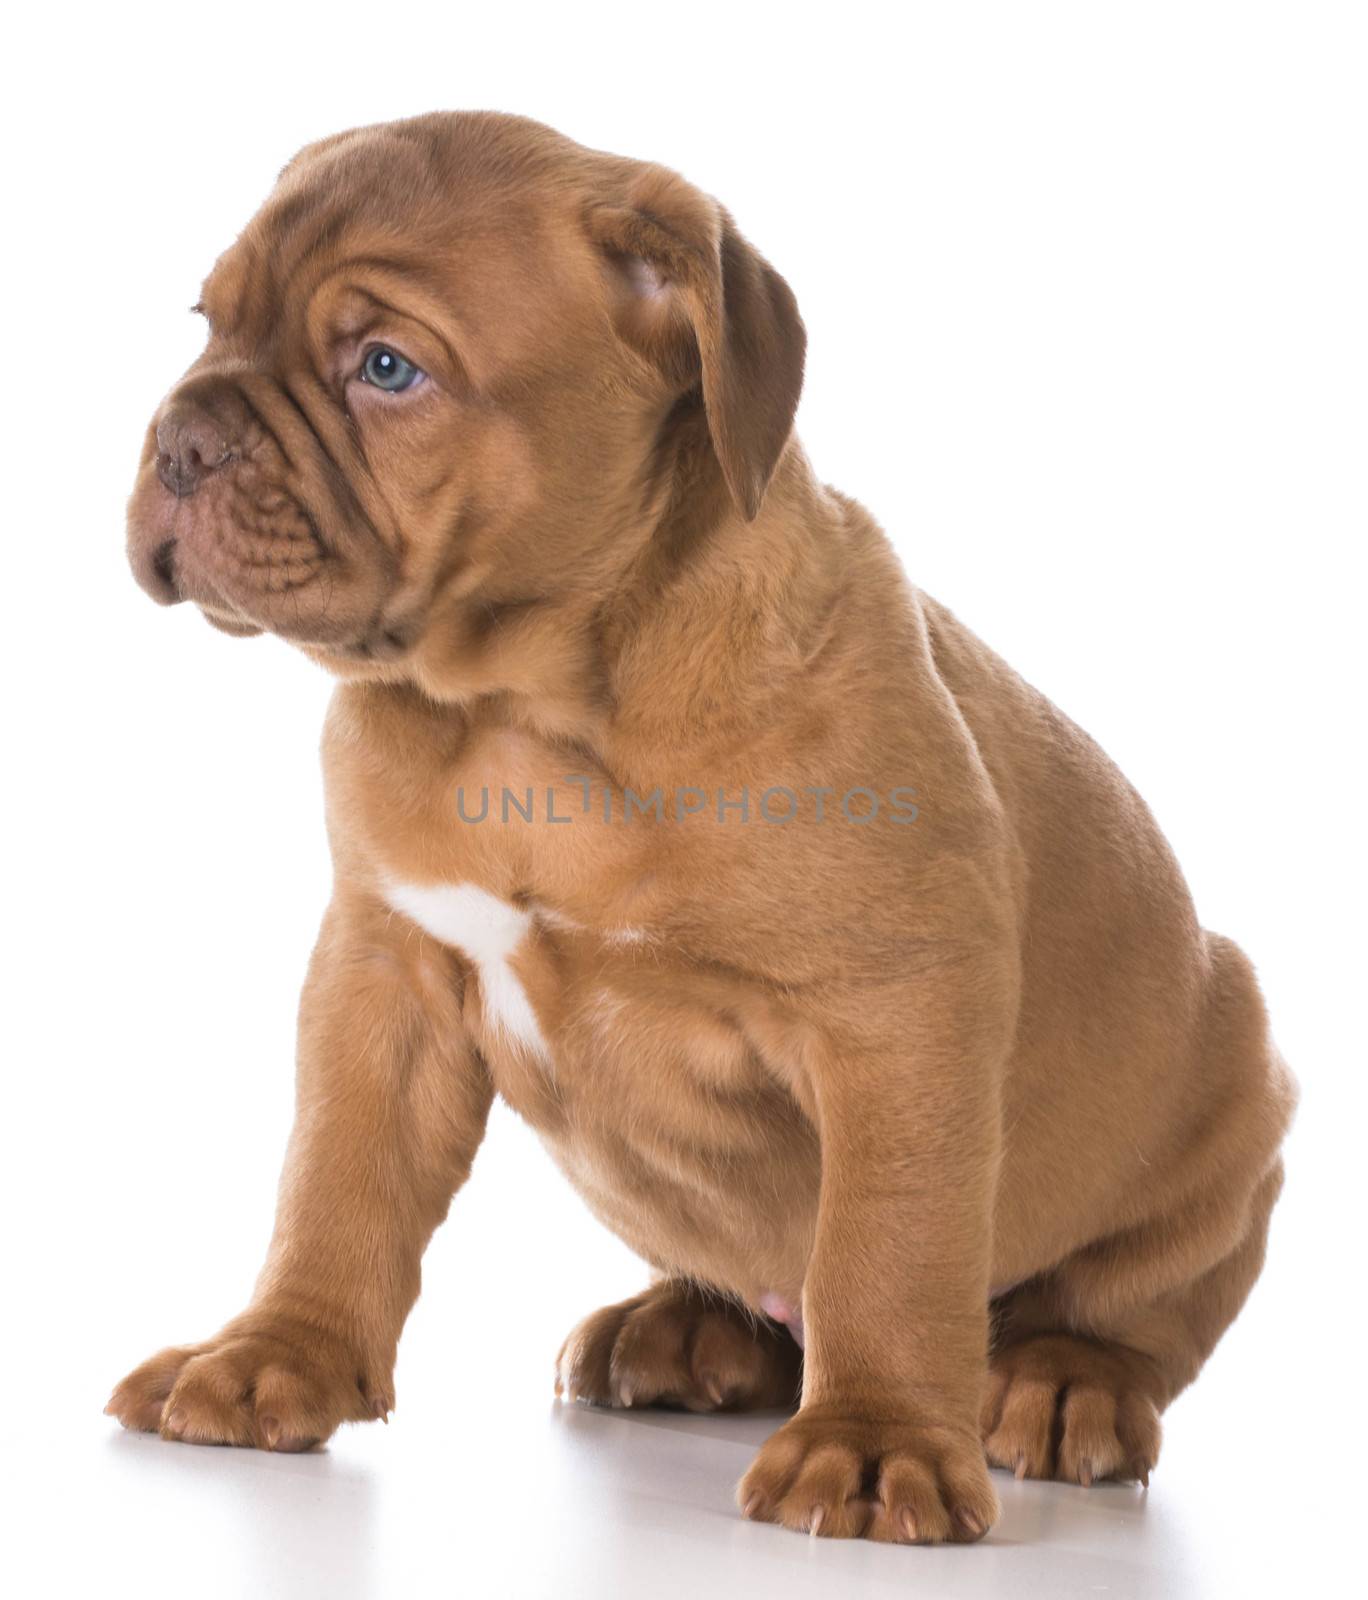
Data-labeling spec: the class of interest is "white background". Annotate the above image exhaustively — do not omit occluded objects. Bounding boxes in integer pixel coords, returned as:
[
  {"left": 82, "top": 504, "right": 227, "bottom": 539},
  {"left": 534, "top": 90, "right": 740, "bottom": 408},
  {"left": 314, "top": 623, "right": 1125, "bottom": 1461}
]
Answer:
[{"left": 4, "top": 4, "right": 1364, "bottom": 1596}]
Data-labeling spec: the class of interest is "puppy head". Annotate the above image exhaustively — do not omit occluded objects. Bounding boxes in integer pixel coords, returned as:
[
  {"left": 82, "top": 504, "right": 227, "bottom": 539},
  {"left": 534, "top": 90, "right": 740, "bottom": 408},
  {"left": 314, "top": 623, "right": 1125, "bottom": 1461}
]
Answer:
[{"left": 125, "top": 112, "right": 806, "bottom": 680}]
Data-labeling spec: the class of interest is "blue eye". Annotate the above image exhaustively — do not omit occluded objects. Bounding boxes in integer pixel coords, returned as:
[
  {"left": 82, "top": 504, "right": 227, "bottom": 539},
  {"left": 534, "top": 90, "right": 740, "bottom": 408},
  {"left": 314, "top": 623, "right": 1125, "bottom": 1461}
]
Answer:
[{"left": 361, "top": 347, "right": 421, "bottom": 391}]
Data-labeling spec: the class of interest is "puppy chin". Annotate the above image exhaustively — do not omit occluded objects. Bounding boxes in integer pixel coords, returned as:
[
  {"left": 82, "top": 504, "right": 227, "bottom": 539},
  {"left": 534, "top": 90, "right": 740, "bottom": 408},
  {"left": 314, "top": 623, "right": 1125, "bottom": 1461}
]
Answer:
[{"left": 199, "top": 604, "right": 264, "bottom": 639}]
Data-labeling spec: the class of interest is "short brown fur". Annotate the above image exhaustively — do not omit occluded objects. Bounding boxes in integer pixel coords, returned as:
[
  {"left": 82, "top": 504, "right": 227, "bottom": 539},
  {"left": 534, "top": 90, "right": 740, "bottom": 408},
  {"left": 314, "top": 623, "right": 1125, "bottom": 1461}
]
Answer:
[{"left": 113, "top": 112, "right": 1296, "bottom": 1544}]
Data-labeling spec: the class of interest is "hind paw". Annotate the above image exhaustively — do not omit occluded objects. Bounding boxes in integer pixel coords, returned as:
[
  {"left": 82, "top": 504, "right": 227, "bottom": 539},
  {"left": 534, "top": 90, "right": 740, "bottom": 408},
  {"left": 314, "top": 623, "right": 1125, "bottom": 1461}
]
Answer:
[{"left": 982, "top": 1334, "right": 1161, "bottom": 1485}]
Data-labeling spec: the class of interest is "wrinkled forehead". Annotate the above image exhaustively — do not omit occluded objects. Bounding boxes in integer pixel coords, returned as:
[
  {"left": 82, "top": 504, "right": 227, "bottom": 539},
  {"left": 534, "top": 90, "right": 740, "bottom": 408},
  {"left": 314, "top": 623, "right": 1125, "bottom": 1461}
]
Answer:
[{"left": 197, "top": 121, "right": 605, "bottom": 379}]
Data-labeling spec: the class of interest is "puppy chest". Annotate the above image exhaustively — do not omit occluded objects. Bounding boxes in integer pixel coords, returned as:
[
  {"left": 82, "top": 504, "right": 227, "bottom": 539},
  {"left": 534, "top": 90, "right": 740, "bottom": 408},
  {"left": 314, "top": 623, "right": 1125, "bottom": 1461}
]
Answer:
[
  {"left": 378, "top": 874, "right": 662, "bottom": 1088},
  {"left": 377, "top": 871, "right": 822, "bottom": 1293},
  {"left": 376, "top": 874, "right": 806, "bottom": 1129},
  {"left": 383, "top": 879, "right": 551, "bottom": 1060}
]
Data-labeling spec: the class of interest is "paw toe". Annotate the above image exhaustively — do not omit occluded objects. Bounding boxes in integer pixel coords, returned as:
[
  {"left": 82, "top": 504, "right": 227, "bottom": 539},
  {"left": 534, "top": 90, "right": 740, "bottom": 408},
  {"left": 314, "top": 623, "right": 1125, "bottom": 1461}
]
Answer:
[{"left": 775, "top": 1441, "right": 865, "bottom": 1536}]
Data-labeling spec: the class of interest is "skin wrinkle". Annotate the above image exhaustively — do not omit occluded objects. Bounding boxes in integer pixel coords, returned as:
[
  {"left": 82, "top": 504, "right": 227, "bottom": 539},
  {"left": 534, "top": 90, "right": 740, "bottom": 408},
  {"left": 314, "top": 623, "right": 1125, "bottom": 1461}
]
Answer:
[
  {"left": 275, "top": 375, "right": 370, "bottom": 531},
  {"left": 117, "top": 112, "right": 1295, "bottom": 1544},
  {"left": 228, "top": 384, "right": 337, "bottom": 573}
]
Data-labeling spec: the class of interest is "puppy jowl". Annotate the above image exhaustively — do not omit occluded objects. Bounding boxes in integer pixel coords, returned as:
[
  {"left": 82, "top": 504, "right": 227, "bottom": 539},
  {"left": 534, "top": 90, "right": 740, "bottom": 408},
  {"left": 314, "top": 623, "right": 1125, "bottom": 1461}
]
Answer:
[{"left": 114, "top": 111, "right": 1295, "bottom": 1546}]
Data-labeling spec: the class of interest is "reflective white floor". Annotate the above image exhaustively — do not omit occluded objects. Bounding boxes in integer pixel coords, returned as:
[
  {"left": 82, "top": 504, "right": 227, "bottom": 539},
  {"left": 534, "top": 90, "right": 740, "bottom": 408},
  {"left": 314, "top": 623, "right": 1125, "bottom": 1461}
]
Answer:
[
  {"left": 29, "top": 1379, "right": 1328, "bottom": 1600},
  {"left": 12, "top": 1095, "right": 1348, "bottom": 1600}
]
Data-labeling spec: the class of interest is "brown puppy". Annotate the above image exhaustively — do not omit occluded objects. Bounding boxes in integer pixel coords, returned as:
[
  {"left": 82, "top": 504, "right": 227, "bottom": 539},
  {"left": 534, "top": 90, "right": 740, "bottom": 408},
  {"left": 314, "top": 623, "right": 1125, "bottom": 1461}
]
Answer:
[{"left": 113, "top": 112, "right": 1295, "bottom": 1544}]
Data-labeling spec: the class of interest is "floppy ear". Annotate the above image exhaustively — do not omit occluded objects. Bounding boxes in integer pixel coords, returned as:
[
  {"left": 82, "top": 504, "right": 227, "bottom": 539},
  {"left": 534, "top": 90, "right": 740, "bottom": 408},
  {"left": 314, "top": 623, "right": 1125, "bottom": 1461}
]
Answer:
[{"left": 589, "top": 167, "right": 806, "bottom": 521}]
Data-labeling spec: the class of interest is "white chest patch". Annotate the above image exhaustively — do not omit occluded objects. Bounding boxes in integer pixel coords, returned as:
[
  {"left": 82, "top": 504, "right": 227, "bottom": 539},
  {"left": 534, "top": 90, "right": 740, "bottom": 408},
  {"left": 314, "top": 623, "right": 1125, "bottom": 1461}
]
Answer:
[{"left": 382, "top": 879, "right": 549, "bottom": 1060}]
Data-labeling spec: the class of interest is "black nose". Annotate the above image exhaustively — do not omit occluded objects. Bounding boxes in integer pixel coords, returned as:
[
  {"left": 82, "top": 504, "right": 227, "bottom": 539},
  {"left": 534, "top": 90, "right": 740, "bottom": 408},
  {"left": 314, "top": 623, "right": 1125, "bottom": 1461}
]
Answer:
[{"left": 155, "top": 406, "right": 235, "bottom": 497}]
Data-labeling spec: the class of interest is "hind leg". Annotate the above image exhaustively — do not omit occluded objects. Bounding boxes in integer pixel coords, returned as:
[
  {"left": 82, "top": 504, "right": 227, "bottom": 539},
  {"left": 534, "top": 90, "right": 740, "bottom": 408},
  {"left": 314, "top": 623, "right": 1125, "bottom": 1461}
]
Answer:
[{"left": 984, "top": 1159, "right": 1283, "bottom": 1485}]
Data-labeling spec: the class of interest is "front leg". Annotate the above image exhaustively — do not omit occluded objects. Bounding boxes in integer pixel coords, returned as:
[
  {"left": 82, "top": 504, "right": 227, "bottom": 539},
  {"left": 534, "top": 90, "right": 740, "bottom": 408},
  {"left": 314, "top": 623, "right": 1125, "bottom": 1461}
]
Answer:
[
  {"left": 106, "top": 885, "right": 491, "bottom": 1450},
  {"left": 739, "top": 965, "right": 1009, "bottom": 1542}
]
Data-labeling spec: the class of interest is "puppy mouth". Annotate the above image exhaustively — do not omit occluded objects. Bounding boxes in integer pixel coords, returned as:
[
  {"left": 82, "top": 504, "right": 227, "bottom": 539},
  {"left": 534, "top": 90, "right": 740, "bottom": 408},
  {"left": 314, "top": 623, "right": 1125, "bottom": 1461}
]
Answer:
[
  {"left": 128, "top": 373, "right": 404, "bottom": 657},
  {"left": 138, "top": 536, "right": 263, "bottom": 638},
  {"left": 128, "top": 468, "right": 376, "bottom": 647}
]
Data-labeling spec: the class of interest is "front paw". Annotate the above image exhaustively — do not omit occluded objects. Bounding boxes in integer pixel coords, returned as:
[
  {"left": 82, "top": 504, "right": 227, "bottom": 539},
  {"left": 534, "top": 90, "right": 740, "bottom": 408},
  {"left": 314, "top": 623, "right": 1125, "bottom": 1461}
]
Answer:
[
  {"left": 738, "top": 1406, "right": 998, "bottom": 1543},
  {"left": 105, "top": 1312, "right": 392, "bottom": 1451}
]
